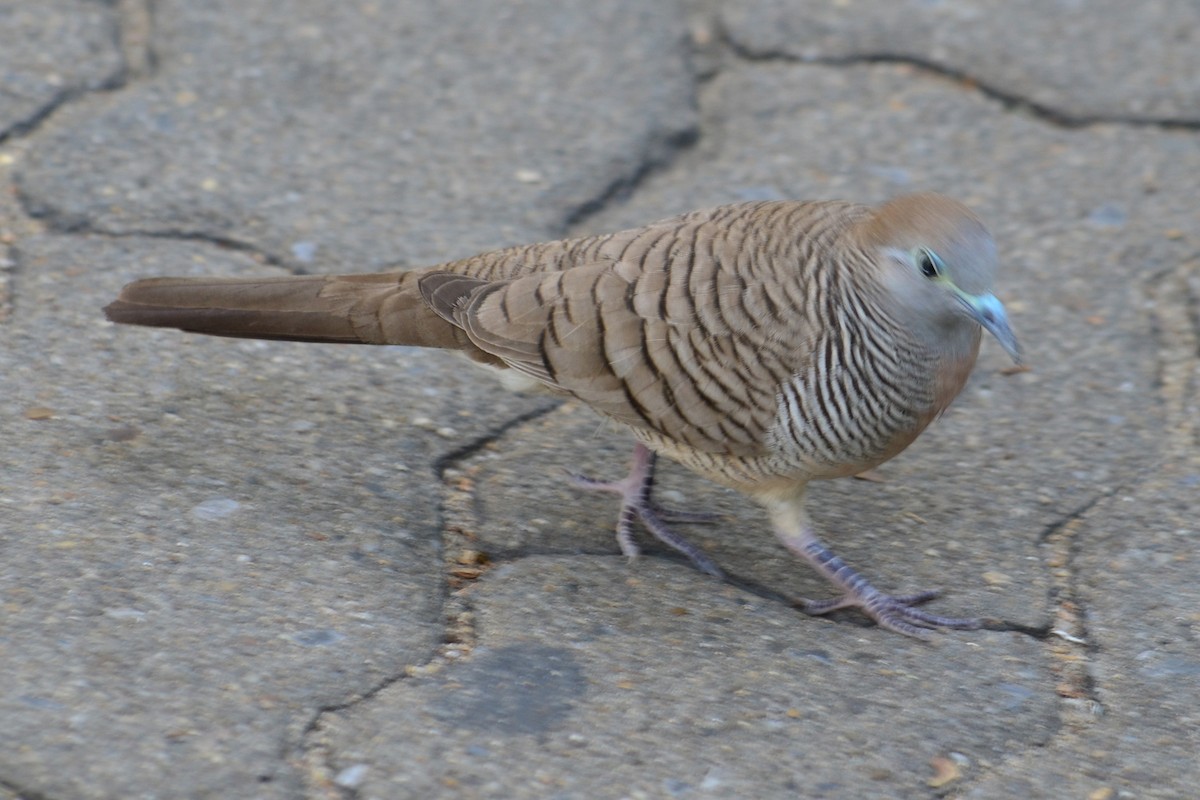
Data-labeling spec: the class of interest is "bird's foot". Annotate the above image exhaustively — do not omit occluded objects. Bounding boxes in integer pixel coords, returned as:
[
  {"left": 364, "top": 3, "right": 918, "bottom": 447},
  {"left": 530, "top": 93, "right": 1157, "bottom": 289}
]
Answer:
[
  {"left": 569, "top": 443, "right": 724, "bottom": 578},
  {"left": 798, "top": 588, "right": 980, "bottom": 639},
  {"left": 770, "top": 510, "right": 981, "bottom": 639}
]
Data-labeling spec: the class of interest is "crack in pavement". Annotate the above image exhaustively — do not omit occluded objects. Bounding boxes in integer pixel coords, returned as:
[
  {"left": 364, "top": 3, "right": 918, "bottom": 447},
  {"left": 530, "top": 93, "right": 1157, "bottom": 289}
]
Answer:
[
  {"left": 0, "top": 0, "right": 148, "bottom": 148},
  {"left": 560, "top": 126, "right": 702, "bottom": 234},
  {"left": 1147, "top": 255, "right": 1200, "bottom": 460},
  {"left": 432, "top": 402, "right": 562, "bottom": 479},
  {"left": 0, "top": 0, "right": 158, "bottom": 328},
  {"left": 431, "top": 401, "right": 564, "bottom": 654},
  {"left": 1011, "top": 241, "right": 1193, "bottom": 774},
  {"left": 0, "top": 85, "right": 114, "bottom": 148},
  {"left": 296, "top": 402, "right": 562, "bottom": 797},
  {"left": 0, "top": 778, "right": 52, "bottom": 800},
  {"left": 23, "top": 223, "right": 292, "bottom": 271},
  {"left": 813, "top": 55, "right": 1199, "bottom": 131},
  {"left": 946, "top": 482, "right": 1138, "bottom": 797},
  {"left": 717, "top": 28, "right": 1200, "bottom": 132},
  {"left": 1037, "top": 487, "right": 1129, "bottom": 718},
  {"left": 0, "top": 242, "right": 13, "bottom": 323}
]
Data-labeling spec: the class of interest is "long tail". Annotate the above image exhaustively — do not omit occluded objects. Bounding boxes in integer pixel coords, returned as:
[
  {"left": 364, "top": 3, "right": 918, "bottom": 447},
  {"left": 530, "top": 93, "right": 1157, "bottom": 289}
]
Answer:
[{"left": 104, "top": 271, "right": 469, "bottom": 350}]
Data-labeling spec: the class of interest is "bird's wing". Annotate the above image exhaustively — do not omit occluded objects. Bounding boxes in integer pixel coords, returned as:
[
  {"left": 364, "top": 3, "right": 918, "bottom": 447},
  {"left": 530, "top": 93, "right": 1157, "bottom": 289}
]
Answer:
[{"left": 419, "top": 247, "right": 803, "bottom": 458}]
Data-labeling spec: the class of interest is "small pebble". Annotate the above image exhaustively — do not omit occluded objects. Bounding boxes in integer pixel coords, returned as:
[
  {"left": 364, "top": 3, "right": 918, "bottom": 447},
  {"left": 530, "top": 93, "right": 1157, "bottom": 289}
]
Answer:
[
  {"left": 1086, "top": 203, "right": 1126, "bottom": 228},
  {"left": 982, "top": 571, "right": 1011, "bottom": 587},
  {"left": 192, "top": 498, "right": 240, "bottom": 521},
  {"left": 291, "top": 241, "right": 318, "bottom": 262},
  {"left": 104, "top": 607, "right": 147, "bottom": 621},
  {"left": 334, "top": 764, "right": 369, "bottom": 789},
  {"left": 287, "top": 629, "right": 344, "bottom": 647}
]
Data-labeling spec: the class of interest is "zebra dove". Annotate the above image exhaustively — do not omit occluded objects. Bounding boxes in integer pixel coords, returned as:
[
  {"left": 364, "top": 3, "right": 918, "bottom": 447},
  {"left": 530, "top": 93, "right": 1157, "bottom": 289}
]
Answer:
[{"left": 105, "top": 193, "right": 1020, "bottom": 637}]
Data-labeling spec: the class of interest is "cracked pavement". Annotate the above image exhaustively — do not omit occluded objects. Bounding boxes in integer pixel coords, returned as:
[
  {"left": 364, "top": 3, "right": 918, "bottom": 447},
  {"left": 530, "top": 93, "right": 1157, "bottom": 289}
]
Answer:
[{"left": 1, "top": 1, "right": 1198, "bottom": 798}]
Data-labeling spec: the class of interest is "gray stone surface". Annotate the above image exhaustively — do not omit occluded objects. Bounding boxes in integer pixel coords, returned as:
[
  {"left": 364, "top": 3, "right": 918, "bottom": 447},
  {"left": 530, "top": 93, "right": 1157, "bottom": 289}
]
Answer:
[
  {"left": 966, "top": 253, "right": 1200, "bottom": 800},
  {"left": 0, "top": 1, "right": 123, "bottom": 139},
  {"left": 17, "top": 0, "right": 696, "bottom": 271},
  {"left": 964, "top": 470, "right": 1200, "bottom": 800},
  {"left": 721, "top": 0, "right": 1200, "bottom": 122},
  {"left": 1, "top": 234, "right": 455, "bottom": 798},
  {"left": 311, "top": 558, "right": 1054, "bottom": 800},
  {"left": 2, "top": 1, "right": 1198, "bottom": 798}
]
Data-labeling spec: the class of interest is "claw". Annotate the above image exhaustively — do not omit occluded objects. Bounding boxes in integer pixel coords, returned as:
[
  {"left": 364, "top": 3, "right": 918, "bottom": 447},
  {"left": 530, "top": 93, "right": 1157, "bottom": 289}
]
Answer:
[
  {"left": 798, "top": 588, "right": 979, "bottom": 639},
  {"left": 767, "top": 494, "right": 981, "bottom": 638},
  {"left": 572, "top": 443, "right": 724, "bottom": 577}
]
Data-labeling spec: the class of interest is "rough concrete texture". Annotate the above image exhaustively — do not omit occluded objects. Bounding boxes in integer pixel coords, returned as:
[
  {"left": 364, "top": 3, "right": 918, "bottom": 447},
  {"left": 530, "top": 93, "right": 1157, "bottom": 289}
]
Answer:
[
  {"left": 1, "top": 1, "right": 1197, "bottom": 798},
  {"left": 311, "top": 558, "right": 1054, "bottom": 799},
  {"left": 721, "top": 0, "right": 1200, "bottom": 123},
  {"left": 0, "top": 1, "right": 124, "bottom": 139},
  {"left": 16, "top": 0, "right": 696, "bottom": 271}
]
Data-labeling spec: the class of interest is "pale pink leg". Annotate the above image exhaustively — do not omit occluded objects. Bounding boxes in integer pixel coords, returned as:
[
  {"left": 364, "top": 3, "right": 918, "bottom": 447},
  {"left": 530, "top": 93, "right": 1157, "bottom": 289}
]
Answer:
[
  {"left": 571, "top": 443, "right": 723, "bottom": 577},
  {"left": 766, "top": 494, "right": 980, "bottom": 639}
]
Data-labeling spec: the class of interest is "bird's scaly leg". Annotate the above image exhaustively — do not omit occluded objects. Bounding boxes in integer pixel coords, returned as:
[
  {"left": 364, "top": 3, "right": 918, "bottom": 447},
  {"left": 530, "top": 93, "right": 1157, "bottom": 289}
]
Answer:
[
  {"left": 571, "top": 442, "right": 723, "bottom": 577},
  {"left": 765, "top": 493, "right": 981, "bottom": 639}
]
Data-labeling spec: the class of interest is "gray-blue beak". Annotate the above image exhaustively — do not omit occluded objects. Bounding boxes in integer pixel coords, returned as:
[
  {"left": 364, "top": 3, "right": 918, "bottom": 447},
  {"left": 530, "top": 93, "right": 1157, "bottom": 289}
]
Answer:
[{"left": 965, "top": 293, "right": 1020, "bottom": 363}]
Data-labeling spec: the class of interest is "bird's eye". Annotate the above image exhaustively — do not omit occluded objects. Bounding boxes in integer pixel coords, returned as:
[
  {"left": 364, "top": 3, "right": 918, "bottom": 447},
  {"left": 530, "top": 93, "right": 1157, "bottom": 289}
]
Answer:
[{"left": 916, "top": 248, "right": 942, "bottom": 279}]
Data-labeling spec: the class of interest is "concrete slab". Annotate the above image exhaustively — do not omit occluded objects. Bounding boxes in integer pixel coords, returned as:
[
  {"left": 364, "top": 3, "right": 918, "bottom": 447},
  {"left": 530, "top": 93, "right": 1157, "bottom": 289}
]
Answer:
[
  {"left": 0, "top": 1, "right": 123, "bottom": 139},
  {"left": 0, "top": 231, "right": 561, "bottom": 797},
  {"left": 16, "top": 0, "right": 696, "bottom": 272},
  {"left": 1, "top": 235, "right": 427, "bottom": 797},
  {"left": 963, "top": 468, "right": 1200, "bottom": 800},
  {"left": 721, "top": 0, "right": 1200, "bottom": 122},
  {"left": 309, "top": 557, "right": 1055, "bottom": 800}
]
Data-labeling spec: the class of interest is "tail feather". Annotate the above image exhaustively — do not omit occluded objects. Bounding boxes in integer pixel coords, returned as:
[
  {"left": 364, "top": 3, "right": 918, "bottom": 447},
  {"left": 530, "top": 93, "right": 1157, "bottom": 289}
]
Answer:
[
  {"left": 104, "top": 276, "right": 364, "bottom": 342},
  {"left": 104, "top": 272, "right": 469, "bottom": 350}
]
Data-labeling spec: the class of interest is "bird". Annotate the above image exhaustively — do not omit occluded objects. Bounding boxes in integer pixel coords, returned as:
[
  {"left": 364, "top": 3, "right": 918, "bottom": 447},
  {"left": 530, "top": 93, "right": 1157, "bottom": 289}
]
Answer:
[{"left": 104, "top": 192, "right": 1020, "bottom": 638}]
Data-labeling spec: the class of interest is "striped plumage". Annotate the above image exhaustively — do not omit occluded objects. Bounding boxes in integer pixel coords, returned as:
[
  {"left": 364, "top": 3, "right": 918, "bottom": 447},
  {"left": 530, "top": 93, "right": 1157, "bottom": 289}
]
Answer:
[{"left": 105, "top": 193, "right": 1019, "bottom": 637}]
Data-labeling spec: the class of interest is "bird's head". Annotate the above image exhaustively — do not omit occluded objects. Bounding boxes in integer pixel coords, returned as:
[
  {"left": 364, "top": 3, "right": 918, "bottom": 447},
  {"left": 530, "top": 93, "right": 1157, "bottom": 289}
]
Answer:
[{"left": 858, "top": 193, "right": 1020, "bottom": 363}]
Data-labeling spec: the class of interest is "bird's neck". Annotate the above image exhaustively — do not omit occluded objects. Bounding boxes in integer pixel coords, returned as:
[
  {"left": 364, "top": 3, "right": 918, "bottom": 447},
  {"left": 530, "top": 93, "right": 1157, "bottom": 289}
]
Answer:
[
  {"left": 929, "top": 324, "right": 983, "bottom": 417},
  {"left": 842, "top": 260, "right": 983, "bottom": 416}
]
